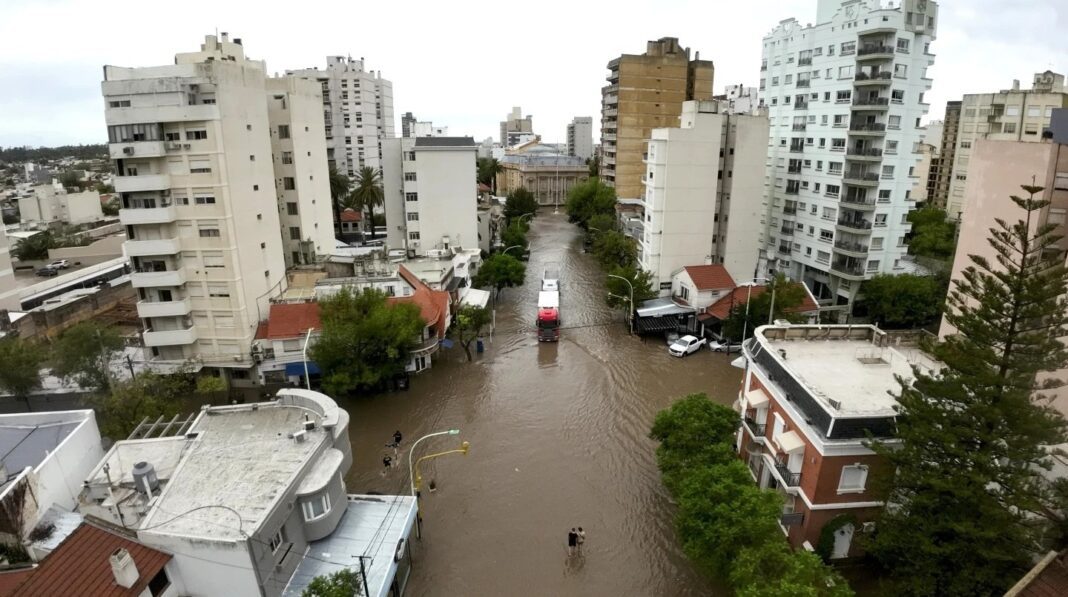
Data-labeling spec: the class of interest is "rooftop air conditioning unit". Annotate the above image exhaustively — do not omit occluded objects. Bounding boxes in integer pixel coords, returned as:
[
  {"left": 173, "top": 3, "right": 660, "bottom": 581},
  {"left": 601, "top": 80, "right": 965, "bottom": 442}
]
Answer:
[
  {"left": 293, "top": 430, "right": 306, "bottom": 443},
  {"left": 123, "top": 147, "right": 135, "bottom": 155}
]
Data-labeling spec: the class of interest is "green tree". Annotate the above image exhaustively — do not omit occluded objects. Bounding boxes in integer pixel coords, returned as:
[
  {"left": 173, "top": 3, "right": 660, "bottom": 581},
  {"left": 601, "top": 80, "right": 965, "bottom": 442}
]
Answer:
[
  {"left": 503, "top": 187, "right": 538, "bottom": 222},
  {"left": 450, "top": 305, "right": 492, "bottom": 361},
  {"left": 565, "top": 178, "right": 616, "bottom": 226},
  {"left": 58, "top": 170, "right": 82, "bottom": 190},
  {"left": 586, "top": 213, "right": 616, "bottom": 236},
  {"left": 95, "top": 182, "right": 115, "bottom": 194},
  {"left": 301, "top": 569, "right": 363, "bottom": 597},
  {"left": 650, "top": 393, "right": 740, "bottom": 488},
  {"left": 311, "top": 288, "right": 425, "bottom": 396},
  {"left": 101, "top": 196, "right": 120, "bottom": 216},
  {"left": 195, "top": 375, "right": 228, "bottom": 403},
  {"left": 50, "top": 321, "right": 123, "bottom": 393},
  {"left": 477, "top": 157, "right": 503, "bottom": 193},
  {"left": 604, "top": 265, "right": 655, "bottom": 309},
  {"left": 329, "top": 166, "right": 351, "bottom": 232},
  {"left": 0, "top": 338, "right": 46, "bottom": 409},
  {"left": 350, "top": 166, "right": 384, "bottom": 235},
  {"left": 12, "top": 231, "right": 54, "bottom": 261},
  {"left": 90, "top": 370, "right": 194, "bottom": 440},
  {"left": 473, "top": 253, "right": 526, "bottom": 298},
  {"left": 587, "top": 155, "right": 600, "bottom": 178},
  {"left": 500, "top": 222, "right": 527, "bottom": 251},
  {"left": 591, "top": 230, "right": 636, "bottom": 269},
  {"left": 721, "top": 275, "right": 806, "bottom": 342},
  {"left": 869, "top": 184, "right": 1068, "bottom": 596},
  {"left": 857, "top": 273, "right": 946, "bottom": 329},
  {"left": 907, "top": 206, "right": 957, "bottom": 260},
  {"left": 731, "top": 541, "right": 853, "bottom": 597}
]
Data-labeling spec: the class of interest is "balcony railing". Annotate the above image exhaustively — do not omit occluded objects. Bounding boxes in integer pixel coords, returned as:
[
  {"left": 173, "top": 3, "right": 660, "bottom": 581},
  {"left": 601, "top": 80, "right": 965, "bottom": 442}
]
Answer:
[
  {"left": 785, "top": 187, "right": 800, "bottom": 195},
  {"left": 853, "top": 97, "right": 890, "bottom": 107},
  {"left": 854, "top": 71, "right": 893, "bottom": 82},
  {"left": 775, "top": 460, "right": 802, "bottom": 487},
  {"left": 858, "top": 45, "right": 894, "bottom": 56},
  {"left": 834, "top": 241, "right": 869, "bottom": 254},
  {"left": 744, "top": 417, "right": 766, "bottom": 436},
  {"left": 783, "top": 206, "right": 797, "bottom": 215},
  {"left": 787, "top": 166, "right": 802, "bottom": 174},
  {"left": 410, "top": 335, "right": 441, "bottom": 357},
  {"left": 841, "top": 195, "right": 877, "bottom": 208},
  {"left": 843, "top": 173, "right": 880, "bottom": 187},
  {"left": 778, "top": 245, "right": 792, "bottom": 255},
  {"left": 849, "top": 123, "right": 887, "bottom": 132},
  {"left": 796, "top": 80, "right": 811, "bottom": 88},
  {"left": 789, "top": 146, "right": 804, "bottom": 153},
  {"left": 831, "top": 261, "right": 866, "bottom": 278},
  {"left": 792, "top": 124, "right": 807, "bottom": 131},
  {"left": 847, "top": 147, "right": 883, "bottom": 157},
  {"left": 837, "top": 218, "right": 873, "bottom": 231},
  {"left": 795, "top": 101, "right": 809, "bottom": 110},
  {"left": 798, "top": 57, "right": 812, "bottom": 66},
  {"left": 780, "top": 227, "right": 794, "bottom": 236}
]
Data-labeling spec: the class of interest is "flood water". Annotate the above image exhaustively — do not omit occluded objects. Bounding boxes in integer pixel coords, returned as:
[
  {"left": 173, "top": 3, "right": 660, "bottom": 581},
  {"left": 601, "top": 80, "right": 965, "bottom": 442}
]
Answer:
[{"left": 338, "top": 213, "right": 742, "bottom": 596}]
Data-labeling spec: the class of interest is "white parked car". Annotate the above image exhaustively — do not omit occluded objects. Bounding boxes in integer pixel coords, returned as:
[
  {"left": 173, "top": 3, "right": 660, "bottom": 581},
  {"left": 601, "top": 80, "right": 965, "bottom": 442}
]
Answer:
[
  {"left": 48, "top": 259, "right": 69, "bottom": 269},
  {"left": 708, "top": 340, "right": 742, "bottom": 353},
  {"left": 668, "top": 335, "right": 707, "bottom": 357}
]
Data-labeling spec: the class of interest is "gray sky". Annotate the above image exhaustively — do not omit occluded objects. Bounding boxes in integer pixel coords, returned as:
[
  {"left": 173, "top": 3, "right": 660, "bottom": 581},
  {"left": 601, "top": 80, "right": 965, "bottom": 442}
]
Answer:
[{"left": 1, "top": 0, "right": 1065, "bottom": 148}]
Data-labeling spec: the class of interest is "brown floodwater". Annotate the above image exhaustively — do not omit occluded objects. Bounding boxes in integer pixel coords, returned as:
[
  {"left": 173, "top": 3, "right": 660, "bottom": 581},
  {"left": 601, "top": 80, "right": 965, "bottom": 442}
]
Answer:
[{"left": 338, "top": 213, "right": 742, "bottom": 596}]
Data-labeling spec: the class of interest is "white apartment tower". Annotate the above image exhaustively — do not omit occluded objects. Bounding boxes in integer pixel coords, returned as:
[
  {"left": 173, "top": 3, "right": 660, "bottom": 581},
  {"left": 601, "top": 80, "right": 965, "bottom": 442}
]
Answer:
[
  {"left": 567, "top": 117, "right": 594, "bottom": 160},
  {"left": 761, "top": 0, "right": 938, "bottom": 309},
  {"left": 287, "top": 56, "right": 395, "bottom": 177},
  {"left": 104, "top": 34, "right": 288, "bottom": 378},
  {"left": 640, "top": 101, "right": 770, "bottom": 292},
  {"left": 0, "top": 227, "right": 18, "bottom": 311},
  {"left": 266, "top": 77, "right": 335, "bottom": 267},
  {"left": 382, "top": 137, "right": 478, "bottom": 256}
]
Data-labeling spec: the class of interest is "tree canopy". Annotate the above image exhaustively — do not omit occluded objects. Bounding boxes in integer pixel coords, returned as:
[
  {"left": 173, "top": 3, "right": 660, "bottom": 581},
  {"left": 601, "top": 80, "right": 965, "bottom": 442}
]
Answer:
[
  {"left": 473, "top": 253, "right": 526, "bottom": 297},
  {"left": 565, "top": 178, "right": 616, "bottom": 226},
  {"left": 857, "top": 273, "right": 946, "bottom": 329},
  {"left": 50, "top": 321, "right": 124, "bottom": 393},
  {"left": 869, "top": 184, "right": 1068, "bottom": 596},
  {"left": 721, "top": 274, "right": 806, "bottom": 342},
  {"left": 500, "top": 222, "right": 528, "bottom": 251},
  {"left": 350, "top": 166, "right": 384, "bottom": 227},
  {"left": 12, "top": 231, "right": 54, "bottom": 261},
  {"left": 301, "top": 569, "right": 363, "bottom": 597},
  {"left": 477, "top": 157, "right": 503, "bottom": 193},
  {"left": 591, "top": 230, "right": 636, "bottom": 269},
  {"left": 450, "top": 305, "right": 491, "bottom": 361},
  {"left": 503, "top": 187, "right": 538, "bottom": 222},
  {"left": 311, "top": 288, "right": 426, "bottom": 396},
  {"left": 90, "top": 369, "right": 196, "bottom": 440},
  {"left": 604, "top": 265, "right": 655, "bottom": 309},
  {"left": 907, "top": 206, "right": 957, "bottom": 260},
  {"left": 0, "top": 337, "right": 46, "bottom": 407}
]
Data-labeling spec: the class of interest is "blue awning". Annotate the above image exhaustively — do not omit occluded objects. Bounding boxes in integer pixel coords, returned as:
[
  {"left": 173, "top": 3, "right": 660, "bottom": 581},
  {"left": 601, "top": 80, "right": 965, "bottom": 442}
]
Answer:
[
  {"left": 285, "top": 361, "right": 321, "bottom": 376},
  {"left": 439, "top": 338, "right": 454, "bottom": 349}
]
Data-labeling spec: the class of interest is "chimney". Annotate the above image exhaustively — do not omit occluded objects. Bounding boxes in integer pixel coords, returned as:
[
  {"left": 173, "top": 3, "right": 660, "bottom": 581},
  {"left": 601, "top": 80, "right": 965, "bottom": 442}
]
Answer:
[
  {"left": 109, "top": 548, "right": 139, "bottom": 589},
  {"left": 1012, "top": 79, "right": 1021, "bottom": 91}
]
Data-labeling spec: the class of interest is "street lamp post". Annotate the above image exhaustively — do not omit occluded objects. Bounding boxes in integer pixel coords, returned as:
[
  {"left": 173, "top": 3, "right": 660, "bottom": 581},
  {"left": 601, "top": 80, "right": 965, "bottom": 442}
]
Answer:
[
  {"left": 739, "top": 277, "right": 778, "bottom": 344},
  {"left": 301, "top": 328, "right": 314, "bottom": 391},
  {"left": 606, "top": 273, "right": 634, "bottom": 335},
  {"left": 501, "top": 245, "right": 524, "bottom": 256},
  {"left": 408, "top": 429, "right": 462, "bottom": 539}
]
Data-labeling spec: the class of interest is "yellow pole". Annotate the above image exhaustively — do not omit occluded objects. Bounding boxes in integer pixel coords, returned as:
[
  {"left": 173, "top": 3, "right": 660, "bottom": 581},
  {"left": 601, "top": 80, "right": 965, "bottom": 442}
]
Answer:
[{"left": 413, "top": 442, "right": 470, "bottom": 539}]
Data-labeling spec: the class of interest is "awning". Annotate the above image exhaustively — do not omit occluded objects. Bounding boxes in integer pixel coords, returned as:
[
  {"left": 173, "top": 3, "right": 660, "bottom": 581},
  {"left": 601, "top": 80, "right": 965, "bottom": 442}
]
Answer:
[
  {"left": 776, "top": 430, "right": 805, "bottom": 453},
  {"left": 635, "top": 317, "right": 677, "bottom": 334},
  {"left": 461, "top": 288, "right": 491, "bottom": 309},
  {"left": 636, "top": 297, "right": 695, "bottom": 318},
  {"left": 731, "top": 356, "right": 747, "bottom": 369},
  {"left": 745, "top": 388, "right": 769, "bottom": 408},
  {"left": 285, "top": 361, "right": 320, "bottom": 376}
]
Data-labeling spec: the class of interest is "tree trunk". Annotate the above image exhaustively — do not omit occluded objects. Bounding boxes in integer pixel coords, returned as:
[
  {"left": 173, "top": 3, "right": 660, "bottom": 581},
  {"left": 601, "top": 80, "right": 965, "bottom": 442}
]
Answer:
[{"left": 461, "top": 339, "right": 473, "bottom": 362}]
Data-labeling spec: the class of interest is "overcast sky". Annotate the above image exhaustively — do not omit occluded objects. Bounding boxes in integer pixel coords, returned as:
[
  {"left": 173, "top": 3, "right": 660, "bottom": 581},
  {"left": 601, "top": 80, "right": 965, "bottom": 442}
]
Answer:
[{"left": 1, "top": 0, "right": 1065, "bottom": 148}]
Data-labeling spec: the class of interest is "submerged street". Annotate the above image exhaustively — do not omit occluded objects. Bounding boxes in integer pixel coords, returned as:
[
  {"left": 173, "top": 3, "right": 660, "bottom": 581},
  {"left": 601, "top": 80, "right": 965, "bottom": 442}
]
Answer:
[{"left": 338, "top": 213, "right": 742, "bottom": 595}]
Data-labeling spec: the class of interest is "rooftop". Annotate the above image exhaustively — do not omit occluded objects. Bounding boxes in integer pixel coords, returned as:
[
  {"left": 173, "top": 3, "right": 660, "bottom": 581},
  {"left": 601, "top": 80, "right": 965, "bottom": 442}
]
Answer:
[
  {"left": 0, "top": 410, "right": 93, "bottom": 497},
  {"left": 682, "top": 264, "right": 735, "bottom": 291},
  {"left": 702, "top": 283, "right": 819, "bottom": 321},
  {"left": 261, "top": 302, "right": 321, "bottom": 339},
  {"left": 414, "top": 136, "right": 475, "bottom": 148}
]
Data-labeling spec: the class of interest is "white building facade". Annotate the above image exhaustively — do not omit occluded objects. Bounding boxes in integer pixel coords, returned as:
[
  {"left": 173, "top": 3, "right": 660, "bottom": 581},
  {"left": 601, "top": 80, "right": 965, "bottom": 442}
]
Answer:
[
  {"left": 21, "top": 183, "right": 104, "bottom": 226},
  {"left": 287, "top": 56, "right": 395, "bottom": 177},
  {"left": 104, "top": 34, "right": 287, "bottom": 378},
  {"left": 566, "top": 116, "right": 594, "bottom": 160},
  {"left": 760, "top": 0, "right": 938, "bottom": 309},
  {"left": 383, "top": 137, "right": 478, "bottom": 257},
  {"left": 640, "top": 100, "right": 770, "bottom": 294},
  {"left": 720, "top": 84, "right": 763, "bottom": 114},
  {"left": 266, "top": 76, "right": 335, "bottom": 267}
]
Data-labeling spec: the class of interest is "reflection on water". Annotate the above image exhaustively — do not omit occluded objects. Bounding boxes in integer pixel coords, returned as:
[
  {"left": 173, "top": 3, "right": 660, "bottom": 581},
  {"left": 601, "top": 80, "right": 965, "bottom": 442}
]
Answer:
[{"left": 338, "top": 214, "right": 739, "bottom": 595}]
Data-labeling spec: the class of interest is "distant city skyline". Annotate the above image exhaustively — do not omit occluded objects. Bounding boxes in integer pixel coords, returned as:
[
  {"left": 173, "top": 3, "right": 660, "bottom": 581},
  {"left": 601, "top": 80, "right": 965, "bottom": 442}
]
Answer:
[{"left": 0, "top": 0, "right": 1064, "bottom": 147}]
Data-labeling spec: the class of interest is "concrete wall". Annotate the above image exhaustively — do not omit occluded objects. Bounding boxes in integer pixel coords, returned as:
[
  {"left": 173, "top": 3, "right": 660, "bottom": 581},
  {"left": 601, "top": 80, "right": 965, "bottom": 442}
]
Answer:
[
  {"left": 722, "top": 113, "right": 771, "bottom": 284},
  {"left": 15, "top": 281, "right": 136, "bottom": 339},
  {"left": 47, "top": 234, "right": 125, "bottom": 265},
  {"left": 408, "top": 141, "right": 478, "bottom": 254},
  {"left": 0, "top": 227, "right": 18, "bottom": 311},
  {"left": 382, "top": 138, "right": 405, "bottom": 251}
]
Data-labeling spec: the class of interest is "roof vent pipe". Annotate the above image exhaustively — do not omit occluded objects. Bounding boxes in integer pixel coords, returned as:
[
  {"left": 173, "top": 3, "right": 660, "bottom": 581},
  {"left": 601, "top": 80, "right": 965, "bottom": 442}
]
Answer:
[{"left": 110, "top": 548, "right": 139, "bottom": 588}]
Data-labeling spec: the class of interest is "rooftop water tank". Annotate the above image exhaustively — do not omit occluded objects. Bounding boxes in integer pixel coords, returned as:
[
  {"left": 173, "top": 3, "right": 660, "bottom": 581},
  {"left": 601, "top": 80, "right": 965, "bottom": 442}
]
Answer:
[{"left": 132, "top": 461, "right": 159, "bottom": 496}]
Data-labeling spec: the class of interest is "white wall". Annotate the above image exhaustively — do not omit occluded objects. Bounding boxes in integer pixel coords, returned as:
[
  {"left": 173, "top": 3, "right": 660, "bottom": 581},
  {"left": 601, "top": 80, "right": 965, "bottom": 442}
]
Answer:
[
  {"left": 382, "top": 137, "right": 405, "bottom": 251},
  {"left": 138, "top": 533, "right": 260, "bottom": 597}
]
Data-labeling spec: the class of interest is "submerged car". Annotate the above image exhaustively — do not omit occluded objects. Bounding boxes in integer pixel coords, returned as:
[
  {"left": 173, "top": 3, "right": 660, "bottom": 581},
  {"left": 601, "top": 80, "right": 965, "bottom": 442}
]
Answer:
[
  {"left": 668, "top": 335, "right": 706, "bottom": 357},
  {"left": 708, "top": 340, "right": 742, "bottom": 353},
  {"left": 35, "top": 267, "right": 58, "bottom": 277}
]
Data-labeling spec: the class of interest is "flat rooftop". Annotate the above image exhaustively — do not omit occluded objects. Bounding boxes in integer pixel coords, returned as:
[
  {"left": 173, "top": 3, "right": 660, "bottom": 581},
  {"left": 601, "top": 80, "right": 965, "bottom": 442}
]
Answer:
[
  {"left": 762, "top": 330, "right": 938, "bottom": 417},
  {"left": 0, "top": 411, "right": 91, "bottom": 495}
]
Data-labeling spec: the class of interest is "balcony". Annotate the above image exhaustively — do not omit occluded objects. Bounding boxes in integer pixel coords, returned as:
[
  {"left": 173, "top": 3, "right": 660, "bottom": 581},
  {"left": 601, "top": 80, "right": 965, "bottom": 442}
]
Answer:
[
  {"left": 780, "top": 227, "right": 794, "bottom": 237},
  {"left": 778, "top": 245, "right": 792, "bottom": 255},
  {"left": 787, "top": 166, "right": 801, "bottom": 174},
  {"left": 841, "top": 195, "right": 878, "bottom": 210},
  {"left": 851, "top": 97, "right": 890, "bottom": 110},
  {"left": 109, "top": 141, "right": 166, "bottom": 159},
  {"left": 783, "top": 206, "right": 797, "bottom": 215},
  {"left": 604, "top": 108, "right": 618, "bottom": 117},
  {"left": 119, "top": 204, "right": 177, "bottom": 225},
  {"left": 760, "top": 62, "right": 767, "bottom": 71},
  {"left": 114, "top": 173, "right": 171, "bottom": 193},
  {"left": 143, "top": 326, "right": 198, "bottom": 347},
  {"left": 785, "top": 186, "right": 800, "bottom": 196},
  {"left": 789, "top": 146, "right": 804, "bottom": 153},
  {"left": 125, "top": 237, "right": 181, "bottom": 257},
  {"left": 774, "top": 460, "right": 801, "bottom": 487},
  {"left": 854, "top": 71, "right": 893, "bottom": 86},
  {"left": 792, "top": 124, "right": 806, "bottom": 131},
  {"left": 744, "top": 415, "right": 766, "bottom": 437},
  {"left": 604, "top": 133, "right": 617, "bottom": 142},
  {"left": 410, "top": 335, "right": 441, "bottom": 357},
  {"left": 846, "top": 147, "right": 883, "bottom": 161},
  {"left": 131, "top": 268, "right": 185, "bottom": 288},
  {"left": 837, "top": 218, "right": 873, "bottom": 234},
  {"left": 105, "top": 104, "right": 219, "bottom": 126},
  {"left": 795, "top": 101, "right": 809, "bottom": 110},
  {"left": 834, "top": 241, "right": 869, "bottom": 257},
  {"left": 857, "top": 45, "right": 894, "bottom": 60},
  {"left": 831, "top": 260, "right": 867, "bottom": 280},
  {"left": 798, "top": 57, "right": 812, "bottom": 66},
  {"left": 137, "top": 297, "right": 192, "bottom": 318},
  {"left": 849, "top": 122, "right": 887, "bottom": 136},
  {"left": 796, "top": 80, "right": 811, "bottom": 88},
  {"left": 843, "top": 172, "right": 880, "bottom": 187}
]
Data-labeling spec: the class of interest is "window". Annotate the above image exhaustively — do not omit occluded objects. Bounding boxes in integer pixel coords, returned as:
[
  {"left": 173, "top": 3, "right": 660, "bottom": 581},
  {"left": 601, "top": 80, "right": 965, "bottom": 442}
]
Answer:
[
  {"left": 278, "top": 125, "right": 291, "bottom": 139},
  {"left": 189, "top": 158, "right": 211, "bottom": 174},
  {"left": 109, "top": 99, "right": 131, "bottom": 108},
  {"left": 894, "top": 64, "right": 908, "bottom": 78},
  {"left": 1005, "top": 105, "right": 1020, "bottom": 117},
  {"left": 407, "top": 212, "right": 419, "bottom": 221},
  {"left": 831, "top": 138, "right": 846, "bottom": 151},
  {"left": 817, "top": 250, "right": 830, "bottom": 264},
  {"left": 194, "top": 195, "right": 216, "bottom": 205},
  {"left": 867, "top": 259, "right": 881, "bottom": 271},
  {"left": 147, "top": 569, "right": 170, "bottom": 596},
  {"left": 282, "top": 151, "right": 293, "bottom": 165},
  {"left": 833, "top": 114, "right": 847, "bottom": 127},
  {"left": 826, "top": 184, "right": 840, "bottom": 197},
  {"left": 820, "top": 228, "right": 834, "bottom": 241},
  {"left": 301, "top": 494, "right": 331, "bottom": 521},
  {"left": 885, "top": 140, "right": 899, "bottom": 153},
  {"left": 891, "top": 89, "right": 905, "bottom": 103},
  {"left": 289, "top": 227, "right": 301, "bottom": 240},
  {"left": 203, "top": 252, "right": 225, "bottom": 268},
  {"left": 784, "top": 74, "right": 793, "bottom": 84},
  {"left": 1027, "top": 106, "right": 1041, "bottom": 118},
  {"left": 888, "top": 115, "right": 902, "bottom": 129},
  {"left": 405, "top": 192, "right": 418, "bottom": 202},
  {"left": 838, "top": 65, "right": 854, "bottom": 79},
  {"left": 406, "top": 151, "right": 416, "bottom": 161},
  {"left": 283, "top": 177, "right": 296, "bottom": 190},
  {"left": 186, "top": 130, "right": 208, "bottom": 141},
  {"left": 1025, "top": 124, "right": 1039, "bottom": 135},
  {"left": 404, "top": 172, "right": 417, "bottom": 181},
  {"left": 1048, "top": 208, "right": 1067, "bottom": 225},
  {"left": 840, "top": 41, "right": 856, "bottom": 55},
  {"left": 875, "top": 214, "right": 888, "bottom": 226},
  {"left": 839, "top": 465, "right": 869, "bottom": 492},
  {"left": 1004, "top": 123, "right": 1017, "bottom": 134},
  {"left": 208, "top": 284, "right": 230, "bottom": 298},
  {"left": 835, "top": 90, "right": 851, "bottom": 102},
  {"left": 199, "top": 228, "right": 220, "bottom": 238},
  {"left": 896, "top": 38, "right": 910, "bottom": 52},
  {"left": 878, "top": 189, "right": 891, "bottom": 202},
  {"left": 409, "top": 231, "right": 420, "bottom": 241},
  {"left": 772, "top": 76, "right": 779, "bottom": 86},
  {"left": 881, "top": 165, "right": 895, "bottom": 178},
  {"left": 828, "top": 162, "right": 843, "bottom": 175}
]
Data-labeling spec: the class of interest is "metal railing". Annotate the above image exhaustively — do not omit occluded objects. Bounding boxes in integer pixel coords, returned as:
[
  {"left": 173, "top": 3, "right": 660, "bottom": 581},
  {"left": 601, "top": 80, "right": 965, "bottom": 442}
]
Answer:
[
  {"left": 783, "top": 206, "right": 797, "bottom": 215},
  {"left": 775, "top": 459, "right": 802, "bottom": 486},
  {"left": 792, "top": 124, "right": 807, "bottom": 131},
  {"left": 855, "top": 71, "right": 893, "bottom": 81},
  {"left": 834, "top": 241, "right": 869, "bottom": 253},
  {"left": 858, "top": 45, "right": 894, "bottom": 56},
  {"left": 853, "top": 97, "right": 890, "bottom": 106},
  {"left": 841, "top": 195, "right": 877, "bottom": 207},
  {"left": 837, "top": 218, "right": 873, "bottom": 230},
  {"left": 847, "top": 147, "right": 883, "bottom": 157},
  {"left": 849, "top": 123, "right": 887, "bottom": 132},
  {"left": 744, "top": 417, "right": 766, "bottom": 437},
  {"left": 796, "top": 80, "right": 811, "bottom": 88},
  {"left": 789, "top": 146, "right": 804, "bottom": 153},
  {"left": 798, "top": 57, "right": 812, "bottom": 66},
  {"left": 831, "top": 261, "right": 865, "bottom": 276}
]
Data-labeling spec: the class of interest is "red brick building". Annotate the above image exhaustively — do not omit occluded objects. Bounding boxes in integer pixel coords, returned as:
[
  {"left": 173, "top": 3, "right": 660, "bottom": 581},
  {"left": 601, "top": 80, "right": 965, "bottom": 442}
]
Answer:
[{"left": 737, "top": 324, "right": 937, "bottom": 558}]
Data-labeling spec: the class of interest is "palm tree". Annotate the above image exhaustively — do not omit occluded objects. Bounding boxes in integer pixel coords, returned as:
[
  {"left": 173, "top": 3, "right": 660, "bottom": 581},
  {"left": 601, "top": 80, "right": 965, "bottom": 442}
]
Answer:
[
  {"left": 351, "top": 166, "right": 384, "bottom": 237},
  {"left": 328, "top": 166, "right": 351, "bottom": 233},
  {"left": 478, "top": 158, "right": 504, "bottom": 194}
]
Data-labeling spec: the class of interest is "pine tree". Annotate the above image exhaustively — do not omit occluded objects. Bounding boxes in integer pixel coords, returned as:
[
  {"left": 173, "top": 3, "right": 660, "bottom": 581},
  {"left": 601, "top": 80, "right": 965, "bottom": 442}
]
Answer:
[{"left": 870, "top": 184, "right": 1068, "bottom": 596}]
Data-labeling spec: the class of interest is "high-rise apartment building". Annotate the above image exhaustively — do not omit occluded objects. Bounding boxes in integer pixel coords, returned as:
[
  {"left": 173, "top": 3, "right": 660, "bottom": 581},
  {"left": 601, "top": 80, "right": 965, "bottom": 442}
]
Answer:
[
  {"left": 401, "top": 112, "right": 417, "bottom": 138},
  {"left": 929, "top": 100, "right": 960, "bottom": 208},
  {"left": 104, "top": 34, "right": 293, "bottom": 378},
  {"left": 499, "top": 107, "right": 534, "bottom": 146},
  {"left": 600, "top": 37, "right": 714, "bottom": 200},
  {"left": 0, "top": 227, "right": 18, "bottom": 311},
  {"left": 566, "top": 117, "right": 594, "bottom": 160},
  {"left": 287, "top": 56, "right": 395, "bottom": 177},
  {"left": 760, "top": 0, "right": 938, "bottom": 309},
  {"left": 266, "top": 77, "right": 335, "bottom": 267},
  {"left": 910, "top": 120, "right": 942, "bottom": 204},
  {"left": 717, "top": 84, "right": 763, "bottom": 115},
  {"left": 640, "top": 101, "right": 769, "bottom": 292},
  {"left": 382, "top": 137, "right": 478, "bottom": 256},
  {"left": 943, "top": 71, "right": 1068, "bottom": 218}
]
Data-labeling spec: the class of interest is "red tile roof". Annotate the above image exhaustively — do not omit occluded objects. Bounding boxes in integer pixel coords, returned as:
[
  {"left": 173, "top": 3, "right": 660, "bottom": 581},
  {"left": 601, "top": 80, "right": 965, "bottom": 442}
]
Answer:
[
  {"left": 477, "top": 182, "right": 492, "bottom": 193},
  {"left": 701, "top": 283, "right": 819, "bottom": 321},
  {"left": 388, "top": 266, "right": 450, "bottom": 337},
  {"left": 263, "top": 303, "right": 321, "bottom": 339},
  {"left": 1007, "top": 550, "right": 1068, "bottom": 597},
  {"left": 340, "top": 208, "right": 362, "bottom": 222},
  {"left": 11, "top": 523, "right": 171, "bottom": 597},
  {"left": 0, "top": 569, "right": 33, "bottom": 595},
  {"left": 682, "top": 265, "right": 736, "bottom": 291}
]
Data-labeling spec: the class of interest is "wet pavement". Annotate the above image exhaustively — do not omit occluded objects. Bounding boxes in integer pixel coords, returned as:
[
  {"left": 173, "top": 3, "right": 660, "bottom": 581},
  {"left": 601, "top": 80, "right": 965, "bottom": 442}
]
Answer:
[{"left": 338, "top": 213, "right": 742, "bottom": 596}]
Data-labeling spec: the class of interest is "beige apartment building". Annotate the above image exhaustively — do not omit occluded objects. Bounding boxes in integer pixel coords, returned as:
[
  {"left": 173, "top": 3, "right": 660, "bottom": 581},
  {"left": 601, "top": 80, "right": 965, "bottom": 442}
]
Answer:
[
  {"left": 941, "top": 110, "right": 1068, "bottom": 415},
  {"left": 928, "top": 100, "right": 960, "bottom": 208},
  {"left": 944, "top": 72, "right": 1068, "bottom": 218},
  {"left": 266, "top": 77, "right": 335, "bottom": 267},
  {"left": 500, "top": 107, "right": 534, "bottom": 146},
  {"left": 104, "top": 33, "right": 290, "bottom": 381},
  {"left": 600, "top": 37, "right": 714, "bottom": 201}
]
